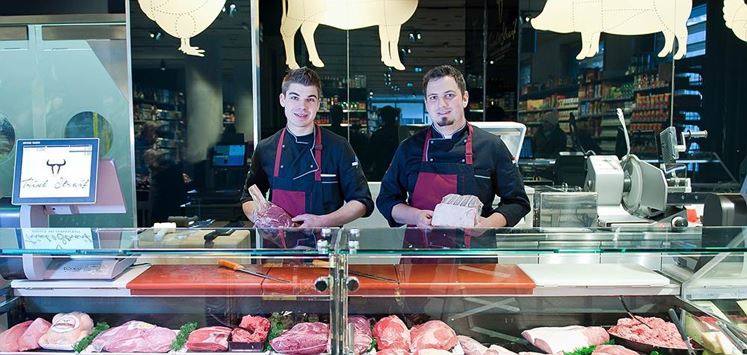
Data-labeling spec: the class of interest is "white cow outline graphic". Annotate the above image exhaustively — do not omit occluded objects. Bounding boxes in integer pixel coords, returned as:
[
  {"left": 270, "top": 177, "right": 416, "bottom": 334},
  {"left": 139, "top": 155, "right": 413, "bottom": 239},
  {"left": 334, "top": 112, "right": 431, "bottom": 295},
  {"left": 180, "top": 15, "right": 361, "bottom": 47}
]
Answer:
[
  {"left": 724, "top": 0, "right": 747, "bottom": 42},
  {"left": 280, "top": 0, "right": 419, "bottom": 70},
  {"left": 531, "top": 0, "right": 693, "bottom": 60}
]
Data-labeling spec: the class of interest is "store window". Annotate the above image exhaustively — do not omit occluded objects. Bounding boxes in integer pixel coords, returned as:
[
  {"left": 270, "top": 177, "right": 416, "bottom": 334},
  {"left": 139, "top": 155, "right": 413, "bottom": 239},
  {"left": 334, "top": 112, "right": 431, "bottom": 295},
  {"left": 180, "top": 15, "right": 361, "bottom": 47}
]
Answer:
[
  {"left": 0, "top": 114, "right": 14, "bottom": 161},
  {"left": 64, "top": 111, "right": 114, "bottom": 156}
]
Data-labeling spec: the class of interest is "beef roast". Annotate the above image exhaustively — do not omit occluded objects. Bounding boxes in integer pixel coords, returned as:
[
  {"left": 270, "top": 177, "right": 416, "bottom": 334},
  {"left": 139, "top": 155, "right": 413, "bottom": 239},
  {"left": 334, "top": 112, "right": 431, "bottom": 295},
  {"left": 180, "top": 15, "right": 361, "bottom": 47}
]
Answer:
[
  {"left": 432, "top": 194, "right": 483, "bottom": 228},
  {"left": 0, "top": 320, "right": 33, "bottom": 352},
  {"left": 349, "top": 316, "right": 373, "bottom": 355},
  {"left": 410, "top": 320, "right": 458, "bottom": 352},
  {"left": 38, "top": 312, "right": 94, "bottom": 351},
  {"left": 186, "top": 326, "right": 231, "bottom": 352},
  {"left": 237, "top": 314, "right": 270, "bottom": 342},
  {"left": 91, "top": 320, "right": 175, "bottom": 353},
  {"left": 374, "top": 315, "right": 410, "bottom": 352},
  {"left": 270, "top": 322, "right": 328, "bottom": 355},
  {"left": 248, "top": 184, "right": 293, "bottom": 228},
  {"left": 522, "top": 325, "right": 609, "bottom": 354},
  {"left": 18, "top": 318, "right": 51, "bottom": 351}
]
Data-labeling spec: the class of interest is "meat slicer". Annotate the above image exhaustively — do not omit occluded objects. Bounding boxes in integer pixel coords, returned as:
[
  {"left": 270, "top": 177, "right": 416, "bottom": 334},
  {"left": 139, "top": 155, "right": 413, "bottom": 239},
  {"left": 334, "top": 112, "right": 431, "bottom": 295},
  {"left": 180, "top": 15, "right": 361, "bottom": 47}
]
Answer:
[{"left": 584, "top": 109, "right": 668, "bottom": 226}]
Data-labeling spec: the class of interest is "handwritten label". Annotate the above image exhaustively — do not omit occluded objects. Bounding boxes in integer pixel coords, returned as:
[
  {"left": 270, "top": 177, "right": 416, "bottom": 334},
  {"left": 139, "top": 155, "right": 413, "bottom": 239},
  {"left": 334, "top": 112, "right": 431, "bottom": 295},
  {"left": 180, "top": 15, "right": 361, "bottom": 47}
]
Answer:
[{"left": 21, "top": 228, "right": 95, "bottom": 250}]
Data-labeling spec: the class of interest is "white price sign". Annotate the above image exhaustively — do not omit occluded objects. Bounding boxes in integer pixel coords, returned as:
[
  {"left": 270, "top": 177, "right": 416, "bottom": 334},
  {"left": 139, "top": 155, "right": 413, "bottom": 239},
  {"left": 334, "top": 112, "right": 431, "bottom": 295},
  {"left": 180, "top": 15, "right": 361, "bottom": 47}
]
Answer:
[{"left": 21, "top": 228, "right": 95, "bottom": 250}]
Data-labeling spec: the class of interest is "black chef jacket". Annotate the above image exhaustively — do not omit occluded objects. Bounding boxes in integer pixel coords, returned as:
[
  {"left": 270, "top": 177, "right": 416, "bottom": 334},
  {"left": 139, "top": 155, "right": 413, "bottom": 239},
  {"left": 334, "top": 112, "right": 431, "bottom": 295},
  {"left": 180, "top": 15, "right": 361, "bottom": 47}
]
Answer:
[
  {"left": 241, "top": 127, "right": 374, "bottom": 217},
  {"left": 376, "top": 124, "right": 531, "bottom": 227}
]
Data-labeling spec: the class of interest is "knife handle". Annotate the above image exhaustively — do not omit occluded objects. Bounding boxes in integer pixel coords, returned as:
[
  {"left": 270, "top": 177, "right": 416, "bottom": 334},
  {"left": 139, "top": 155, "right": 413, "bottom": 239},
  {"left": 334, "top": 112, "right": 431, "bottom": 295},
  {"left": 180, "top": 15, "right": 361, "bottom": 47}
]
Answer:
[{"left": 219, "top": 259, "right": 243, "bottom": 271}]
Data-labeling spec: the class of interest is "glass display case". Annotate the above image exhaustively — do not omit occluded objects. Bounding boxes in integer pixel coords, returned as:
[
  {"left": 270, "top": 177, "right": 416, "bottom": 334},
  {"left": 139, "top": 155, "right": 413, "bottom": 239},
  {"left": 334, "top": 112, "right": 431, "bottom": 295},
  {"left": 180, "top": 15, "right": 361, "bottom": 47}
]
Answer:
[{"left": 1, "top": 226, "right": 747, "bottom": 354}]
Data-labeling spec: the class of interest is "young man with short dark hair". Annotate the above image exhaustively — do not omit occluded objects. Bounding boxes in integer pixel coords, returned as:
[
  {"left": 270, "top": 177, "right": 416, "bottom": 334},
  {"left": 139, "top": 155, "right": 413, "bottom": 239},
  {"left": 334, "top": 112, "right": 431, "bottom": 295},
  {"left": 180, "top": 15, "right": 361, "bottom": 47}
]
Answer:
[
  {"left": 377, "top": 65, "right": 530, "bottom": 229},
  {"left": 241, "top": 68, "right": 373, "bottom": 227}
]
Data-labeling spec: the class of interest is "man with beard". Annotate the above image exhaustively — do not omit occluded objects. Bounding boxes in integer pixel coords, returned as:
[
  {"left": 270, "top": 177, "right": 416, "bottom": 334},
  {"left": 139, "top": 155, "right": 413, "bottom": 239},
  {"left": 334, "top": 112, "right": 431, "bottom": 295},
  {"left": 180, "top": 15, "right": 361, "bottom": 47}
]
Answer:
[
  {"left": 240, "top": 68, "right": 373, "bottom": 228},
  {"left": 376, "top": 65, "right": 530, "bottom": 232}
]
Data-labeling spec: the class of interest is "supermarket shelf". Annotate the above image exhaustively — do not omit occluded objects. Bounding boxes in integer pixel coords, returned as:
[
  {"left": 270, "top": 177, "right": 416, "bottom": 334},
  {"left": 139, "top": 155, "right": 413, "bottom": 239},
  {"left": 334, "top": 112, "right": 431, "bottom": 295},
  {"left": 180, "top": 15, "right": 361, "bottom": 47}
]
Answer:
[
  {"left": 601, "top": 97, "right": 634, "bottom": 102},
  {"left": 318, "top": 109, "right": 367, "bottom": 113},
  {"left": 634, "top": 86, "right": 671, "bottom": 94},
  {"left": 579, "top": 97, "right": 602, "bottom": 102},
  {"left": 520, "top": 85, "right": 578, "bottom": 99},
  {"left": 518, "top": 106, "right": 578, "bottom": 114}
]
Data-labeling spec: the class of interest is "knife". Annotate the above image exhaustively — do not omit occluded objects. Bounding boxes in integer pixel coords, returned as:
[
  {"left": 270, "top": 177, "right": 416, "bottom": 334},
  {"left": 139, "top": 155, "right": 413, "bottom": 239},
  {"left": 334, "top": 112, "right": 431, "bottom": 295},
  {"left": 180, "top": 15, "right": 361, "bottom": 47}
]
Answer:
[{"left": 218, "top": 260, "right": 290, "bottom": 283}]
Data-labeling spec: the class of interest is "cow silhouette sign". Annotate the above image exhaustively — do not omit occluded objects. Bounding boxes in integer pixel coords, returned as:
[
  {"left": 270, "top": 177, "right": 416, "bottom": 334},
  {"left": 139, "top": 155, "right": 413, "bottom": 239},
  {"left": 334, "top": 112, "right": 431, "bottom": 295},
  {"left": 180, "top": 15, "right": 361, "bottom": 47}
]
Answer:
[
  {"left": 280, "top": 0, "right": 418, "bottom": 70},
  {"left": 531, "top": 0, "right": 693, "bottom": 60}
]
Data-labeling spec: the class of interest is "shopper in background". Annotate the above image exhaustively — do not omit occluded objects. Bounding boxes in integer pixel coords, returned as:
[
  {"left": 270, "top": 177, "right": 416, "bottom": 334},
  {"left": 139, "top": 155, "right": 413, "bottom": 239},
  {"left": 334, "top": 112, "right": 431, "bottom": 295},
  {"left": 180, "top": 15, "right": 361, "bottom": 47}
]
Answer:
[
  {"left": 135, "top": 121, "right": 159, "bottom": 176},
  {"left": 368, "top": 105, "right": 401, "bottom": 181},
  {"left": 240, "top": 67, "right": 373, "bottom": 228},
  {"left": 144, "top": 148, "right": 186, "bottom": 223},
  {"left": 533, "top": 109, "right": 567, "bottom": 158},
  {"left": 327, "top": 104, "right": 347, "bottom": 138},
  {"left": 377, "top": 65, "right": 530, "bottom": 231}
]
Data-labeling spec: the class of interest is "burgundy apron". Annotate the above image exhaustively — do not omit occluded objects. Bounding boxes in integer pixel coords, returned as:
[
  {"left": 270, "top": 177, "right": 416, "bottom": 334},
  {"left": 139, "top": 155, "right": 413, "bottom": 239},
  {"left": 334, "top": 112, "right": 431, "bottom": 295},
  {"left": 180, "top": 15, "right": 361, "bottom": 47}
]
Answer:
[
  {"left": 405, "top": 124, "right": 480, "bottom": 253},
  {"left": 264, "top": 125, "right": 324, "bottom": 249}
]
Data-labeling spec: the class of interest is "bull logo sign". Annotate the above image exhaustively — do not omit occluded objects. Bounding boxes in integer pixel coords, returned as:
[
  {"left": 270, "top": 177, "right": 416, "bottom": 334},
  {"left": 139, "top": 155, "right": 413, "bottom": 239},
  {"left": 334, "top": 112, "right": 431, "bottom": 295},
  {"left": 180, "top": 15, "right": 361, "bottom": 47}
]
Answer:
[
  {"left": 280, "top": 0, "right": 418, "bottom": 70},
  {"left": 531, "top": 0, "right": 692, "bottom": 60},
  {"left": 724, "top": 0, "right": 747, "bottom": 42}
]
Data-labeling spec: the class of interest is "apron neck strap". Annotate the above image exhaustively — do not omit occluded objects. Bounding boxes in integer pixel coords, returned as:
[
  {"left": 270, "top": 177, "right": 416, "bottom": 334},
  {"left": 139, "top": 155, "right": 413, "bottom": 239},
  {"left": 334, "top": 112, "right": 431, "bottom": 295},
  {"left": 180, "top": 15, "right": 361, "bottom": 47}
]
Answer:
[
  {"left": 273, "top": 125, "right": 323, "bottom": 181},
  {"left": 314, "top": 125, "right": 322, "bottom": 181},
  {"left": 421, "top": 124, "right": 473, "bottom": 164}
]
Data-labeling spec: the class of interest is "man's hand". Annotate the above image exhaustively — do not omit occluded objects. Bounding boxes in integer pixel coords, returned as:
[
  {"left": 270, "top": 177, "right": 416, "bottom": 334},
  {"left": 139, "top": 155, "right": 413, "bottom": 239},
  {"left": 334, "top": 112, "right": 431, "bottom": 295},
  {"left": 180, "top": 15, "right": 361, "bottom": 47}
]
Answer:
[
  {"left": 291, "top": 214, "right": 329, "bottom": 228},
  {"left": 475, "top": 213, "right": 508, "bottom": 228},
  {"left": 414, "top": 209, "right": 434, "bottom": 228}
]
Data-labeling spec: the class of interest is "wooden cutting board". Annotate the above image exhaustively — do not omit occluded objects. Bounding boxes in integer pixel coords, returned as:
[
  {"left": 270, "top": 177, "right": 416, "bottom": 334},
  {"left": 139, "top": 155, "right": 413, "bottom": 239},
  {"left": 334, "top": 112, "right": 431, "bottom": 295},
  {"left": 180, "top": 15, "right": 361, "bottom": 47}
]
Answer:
[
  {"left": 127, "top": 264, "right": 265, "bottom": 296},
  {"left": 395, "top": 264, "right": 535, "bottom": 296}
]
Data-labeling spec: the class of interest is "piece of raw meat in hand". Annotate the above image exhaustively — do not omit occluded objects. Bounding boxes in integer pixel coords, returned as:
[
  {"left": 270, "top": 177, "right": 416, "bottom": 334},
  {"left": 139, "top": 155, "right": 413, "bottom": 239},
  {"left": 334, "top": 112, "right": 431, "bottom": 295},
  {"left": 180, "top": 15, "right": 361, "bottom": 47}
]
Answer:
[
  {"left": 409, "top": 320, "right": 458, "bottom": 352},
  {"left": 248, "top": 184, "right": 293, "bottom": 228},
  {"left": 373, "top": 315, "right": 411, "bottom": 352},
  {"left": 432, "top": 194, "right": 484, "bottom": 228}
]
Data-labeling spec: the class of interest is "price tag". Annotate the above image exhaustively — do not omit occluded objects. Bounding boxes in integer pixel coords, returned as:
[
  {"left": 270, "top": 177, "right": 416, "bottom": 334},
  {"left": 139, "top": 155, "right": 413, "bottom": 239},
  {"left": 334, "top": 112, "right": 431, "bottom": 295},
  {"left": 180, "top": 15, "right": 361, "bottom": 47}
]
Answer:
[{"left": 20, "top": 228, "right": 95, "bottom": 250}]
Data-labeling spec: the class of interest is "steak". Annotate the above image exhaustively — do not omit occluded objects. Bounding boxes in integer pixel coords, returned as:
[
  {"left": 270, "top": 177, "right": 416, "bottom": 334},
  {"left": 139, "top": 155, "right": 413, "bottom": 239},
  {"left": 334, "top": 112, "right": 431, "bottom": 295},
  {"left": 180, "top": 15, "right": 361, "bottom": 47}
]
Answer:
[
  {"left": 18, "top": 318, "right": 51, "bottom": 351},
  {"left": 248, "top": 184, "right": 293, "bottom": 228},
  {"left": 91, "top": 320, "right": 176, "bottom": 353},
  {"left": 270, "top": 322, "right": 328, "bottom": 355},
  {"left": 0, "top": 320, "right": 32, "bottom": 352},
  {"left": 349, "top": 316, "right": 373, "bottom": 355},
  {"left": 522, "top": 326, "right": 609, "bottom": 354},
  {"left": 38, "top": 312, "right": 94, "bottom": 351},
  {"left": 373, "top": 315, "right": 410, "bottom": 352},
  {"left": 237, "top": 314, "right": 271, "bottom": 342},
  {"left": 410, "top": 320, "right": 458, "bottom": 352},
  {"left": 186, "top": 326, "right": 231, "bottom": 352}
]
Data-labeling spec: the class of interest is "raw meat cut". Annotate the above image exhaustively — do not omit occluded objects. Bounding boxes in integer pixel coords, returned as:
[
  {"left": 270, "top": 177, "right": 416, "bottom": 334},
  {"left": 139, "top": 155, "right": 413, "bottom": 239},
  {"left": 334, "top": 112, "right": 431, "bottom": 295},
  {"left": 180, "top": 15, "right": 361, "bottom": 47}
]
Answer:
[
  {"left": 487, "top": 344, "right": 518, "bottom": 355},
  {"left": 249, "top": 184, "right": 293, "bottom": 228},
  {"left": 521, "top": 326, "right": 609, "bottom": 354},
  {"left": 377, "top": 349, "right": 410, "bottom": 355},
  {"left": 458, "top": 335, "right": 487, "bottom": 355},
  {"left": 349, "top": 316, "right": 373, "bottom": 355},
  {"left": 414, "top": 349, "right": 453, "bottom": 355},
  {"left": 18, "top": 318, "right": 51, "bottom": 351},
  {"left": 90, "top": 320, "right": 176, "bottom": 353},
  {"left": 592, "top": 344, "right": 638, "bottom": 355},
  {"left": 237, "top": 314, "right": 270, "bottom": 342},
  {"left": 607, "top": 317, "right": 688, "bottom": 349},
  {"left": 270, "top": 322, "right": 328, "bottom": 355},
  {"left": 432, "top": 194, "right": 484, "bottom": 228},
  {"left": 410, "top": 320, "right": 458, "bottom": 352},
  {"left": 374, "top": 315, "right": 410, "bottom": 351},
  {"left": 186, "top": 326, "right": 231, "bottom": 352},
  {"left": 231, "top": 328, "right": 257, "bottom": 343},
  {"left": 0, "top": 320, "right": 33, "bottom": 352},
  {"left": 38, "top": 312, "right": 94, "bottom": 351}
]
